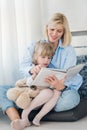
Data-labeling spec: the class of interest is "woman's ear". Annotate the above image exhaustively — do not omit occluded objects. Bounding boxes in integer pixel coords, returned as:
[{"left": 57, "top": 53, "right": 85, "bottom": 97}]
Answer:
[
  {"left": 33, "top": 53, "right": 38, "bottom": 64},
  {"left": 34, "top": 53, "right": 38, "bottom": 60}
]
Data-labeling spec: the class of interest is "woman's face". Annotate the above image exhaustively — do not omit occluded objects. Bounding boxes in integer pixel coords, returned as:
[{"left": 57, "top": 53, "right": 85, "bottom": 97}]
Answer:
[{"left": 47, "top": 24, "right": 64, "bottom": 44}]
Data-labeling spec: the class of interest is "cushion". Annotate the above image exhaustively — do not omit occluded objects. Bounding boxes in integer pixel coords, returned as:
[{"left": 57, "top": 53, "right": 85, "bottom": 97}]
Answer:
[
  {"left": 77, "top": 55, "right": 87, "bottom": 98},
  {"left": 29, "top": 98, "right": 87, "bottom": 121},
  {"left": 18, "top": 98, "right": 87, "bottom": 122}
]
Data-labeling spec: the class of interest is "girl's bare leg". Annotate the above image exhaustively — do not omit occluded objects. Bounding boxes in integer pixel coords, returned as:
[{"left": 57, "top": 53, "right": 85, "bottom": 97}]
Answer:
[
  {"left": 11, "top": 89, "right": 53, "bottom": 130},
  {"left": 33, "top": 89, "right": 61, "bottom": 126}
]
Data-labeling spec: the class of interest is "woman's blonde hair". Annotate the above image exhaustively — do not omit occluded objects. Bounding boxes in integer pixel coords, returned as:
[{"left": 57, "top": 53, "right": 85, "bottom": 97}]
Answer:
[
  {"left": 33, "top": 40, "right": 54, "bottom": 65},
  {"left": 45, "top": 13, "right": 72, "bottom": 46}
]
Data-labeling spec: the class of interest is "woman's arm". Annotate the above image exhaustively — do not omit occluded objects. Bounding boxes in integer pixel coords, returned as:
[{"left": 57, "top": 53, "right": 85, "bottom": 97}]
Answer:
[
  {"left": 60, "top": 45, "right": 83, "bottom": 89},
  {"left": 45, "top": 75, "right": 66, "bottom": 91},
  {"left": 19, "top": 42, "right": 35, "bottom": 77}
]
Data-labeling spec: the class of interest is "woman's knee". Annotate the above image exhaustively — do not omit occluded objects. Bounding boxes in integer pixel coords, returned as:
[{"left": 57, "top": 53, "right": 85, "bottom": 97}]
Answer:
[
  {"left": 0, "top": 85, "right": 16, "bottom": 114},
  {"left": 54, "top": 89, "right": 80, "bottom": 112}
]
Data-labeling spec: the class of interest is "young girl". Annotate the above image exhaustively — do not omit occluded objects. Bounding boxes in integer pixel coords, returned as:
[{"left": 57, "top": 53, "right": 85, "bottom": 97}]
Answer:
[{"left": 11, "top": 41, "right": 61, "bottom": 130}]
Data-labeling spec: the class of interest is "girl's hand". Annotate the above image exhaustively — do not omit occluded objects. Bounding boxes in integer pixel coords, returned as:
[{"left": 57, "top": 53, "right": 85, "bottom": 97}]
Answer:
[
  {"left": 45, "top": 75, "right": 66, "bottom": 91},
  {"left": 32, "top": 73, "right": 37, "bottom": 80},
  {"left": 30, "top": 65, "right": 42, "bottom": 75}
]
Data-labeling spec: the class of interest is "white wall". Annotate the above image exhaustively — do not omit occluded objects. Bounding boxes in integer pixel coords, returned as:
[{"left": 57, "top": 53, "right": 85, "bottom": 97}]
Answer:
[
  {"left": 40, "top": 0, "right": 87, "bottom": 32},
  {"left": 40, "top": 0, "right": 87, "bottom": 56},
  {"left": 71, "top": 36, "right": 87, "bottom": 56}
]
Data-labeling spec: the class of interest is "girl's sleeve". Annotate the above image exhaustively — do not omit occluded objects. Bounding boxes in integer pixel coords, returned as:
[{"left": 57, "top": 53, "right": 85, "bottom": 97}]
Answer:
[{"left": 26, "top": 76, "right": 34, "bottom": 86}]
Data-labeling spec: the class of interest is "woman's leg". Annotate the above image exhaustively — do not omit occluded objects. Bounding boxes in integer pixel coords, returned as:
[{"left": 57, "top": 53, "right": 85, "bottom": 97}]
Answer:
[
  {"left": 11, "top": 88, "right": 53, "bottom": 130},
  {"left": 0, "top": 85, "right": 20, "bottom": 121},
  {"left": 54, "top": 88, "right": 80, "bottom": 112},
  {"left": 6, "top": 107, "right": 20, "bottom": 121},
  {"left": 33, "top": 89, "right": 61, "bottom": 126}
]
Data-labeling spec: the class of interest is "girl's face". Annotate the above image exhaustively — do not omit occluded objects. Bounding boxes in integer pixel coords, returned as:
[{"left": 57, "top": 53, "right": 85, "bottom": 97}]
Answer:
[
  {"left": 47, "top": 24, "right": 64, "bottom": 44},
  {"left": 37, "top": 55, "right": 51, "bottom": 67}
]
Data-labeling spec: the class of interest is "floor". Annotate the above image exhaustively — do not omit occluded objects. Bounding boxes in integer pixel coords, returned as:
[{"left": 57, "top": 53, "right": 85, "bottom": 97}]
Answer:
[{"left": 0, "top": 110, "right": 87, "bottom": 130}]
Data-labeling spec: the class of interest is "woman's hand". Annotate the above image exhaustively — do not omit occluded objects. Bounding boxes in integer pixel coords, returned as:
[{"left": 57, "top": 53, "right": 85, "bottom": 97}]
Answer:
[{"left": 45, "top": 75, "right": 66, "bottom": 91}]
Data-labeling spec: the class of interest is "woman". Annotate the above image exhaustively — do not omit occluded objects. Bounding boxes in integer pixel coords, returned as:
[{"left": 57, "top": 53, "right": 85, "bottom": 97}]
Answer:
[
  {"left": 19, "top": 12, "right": 83, "bottom": 111},
  {"left": 0, "top": 13, "right": 83, "bottom": 127}
]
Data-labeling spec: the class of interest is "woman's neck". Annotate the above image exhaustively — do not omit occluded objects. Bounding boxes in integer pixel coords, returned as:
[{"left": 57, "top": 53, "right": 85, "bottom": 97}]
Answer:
[{"left": 52, "top": 41, "right": 59, "bottom": 51}]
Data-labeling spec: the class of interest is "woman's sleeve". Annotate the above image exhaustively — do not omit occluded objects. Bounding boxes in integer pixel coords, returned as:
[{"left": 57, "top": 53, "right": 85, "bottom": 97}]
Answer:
[
  {"left": 63, "top": 46, "right": 77, "bottom": 70},
  {"left": 63, "top": 46, "right": 83, "bottom": 89},
  {"left": 19, "top": 42, "right": 35, "bottom": 78}
]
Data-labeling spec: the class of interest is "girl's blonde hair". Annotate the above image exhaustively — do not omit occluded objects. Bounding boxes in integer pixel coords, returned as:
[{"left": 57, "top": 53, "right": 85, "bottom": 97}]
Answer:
[
  {"left": 33, "top": 40, "right": 54, "bottom": 65},
  {"left": 45, "top": 13, "right": 72, "bottom": 46}
]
